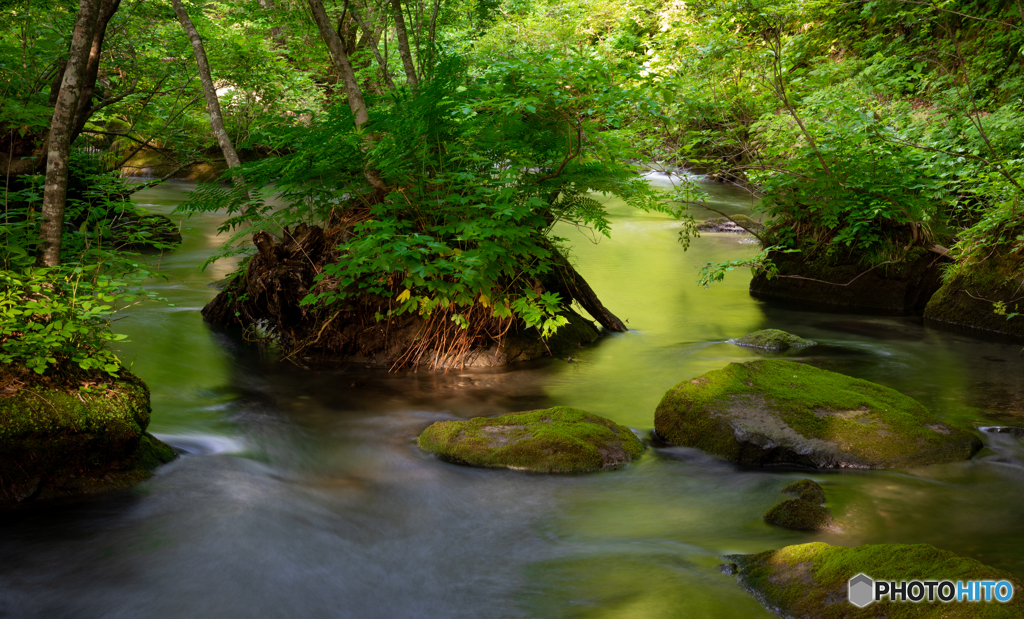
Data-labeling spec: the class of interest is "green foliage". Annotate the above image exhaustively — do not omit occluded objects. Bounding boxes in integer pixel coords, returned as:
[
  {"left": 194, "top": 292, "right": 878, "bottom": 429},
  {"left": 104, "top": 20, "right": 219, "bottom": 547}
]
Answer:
[
  {"left": 1, "top": 168, "right": 166, "bottom": 378},
  {"left": 181, "top": 55, "right": 680, "bottom": 337}
]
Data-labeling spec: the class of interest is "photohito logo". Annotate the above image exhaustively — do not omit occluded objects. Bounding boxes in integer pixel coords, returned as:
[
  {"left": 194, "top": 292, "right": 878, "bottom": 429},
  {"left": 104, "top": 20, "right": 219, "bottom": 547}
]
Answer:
[{"left": 848, "top": 573, "right": 1015, "bottom": 607}]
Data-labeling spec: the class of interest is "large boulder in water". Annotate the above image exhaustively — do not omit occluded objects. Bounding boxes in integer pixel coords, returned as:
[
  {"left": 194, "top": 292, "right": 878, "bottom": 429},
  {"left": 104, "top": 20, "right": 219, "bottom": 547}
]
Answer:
[
  {"left": 723, "top": 542, "right": 1024, "bottom": 618},
  {"left": 653, "top": 360, "right": 981, "bottom": 468},
  {"left": 0, "top": 369, "right": 176, "bottom": 504},
  {"left": 418, "top": 406, "right": 645, "bottom": 473},
  {"left": 749, "top": 247, "right": 945, "bottom": 314}
]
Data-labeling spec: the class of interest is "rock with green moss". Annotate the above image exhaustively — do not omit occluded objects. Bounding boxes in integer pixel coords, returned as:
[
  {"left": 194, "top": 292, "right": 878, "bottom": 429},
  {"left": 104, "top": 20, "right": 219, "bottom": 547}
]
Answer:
[
  {"left": 418, "top": 406, "right": 645, "bottom": 473},
  {"left": 724, "top": 542, "right": 1024, "bottom": 618},
  {"left": 0, "top": 370, "right": 176, "bottom": 504},
  {"left": 696, "top": 214, "right": 764, "bottom": 234},
  {"left": 782, "top": 479, "right": 826, "bottom": 505},
  {"left": 654, "top": 360, "right": 982, "bottom": 468},
  {"left": 733, "top": 329, "right": 816, "bottom": 350},
  {"left": 764, "top": 499, "right": 833, "bottom": 531}
]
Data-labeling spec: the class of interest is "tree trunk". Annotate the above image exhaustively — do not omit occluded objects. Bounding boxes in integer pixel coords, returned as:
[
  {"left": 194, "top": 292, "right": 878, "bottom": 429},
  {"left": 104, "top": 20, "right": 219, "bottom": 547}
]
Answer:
[
  {"left": 351, "top": 5, "right": 396, "bottom": 91},
  {"left": 389, "top": 0, "right": 418, "bottom": 87},
  {"left": 544, "top": 253, "right": 628, "bottom": 332},
  {"left": 70, "top": 0, "right": 121, "bottom": 142},
  {"left": 171, "top": 0, "right": 244, "bottom": 186},
  {"left": 37, "top": 0, "right": 100, "bottom": 267},
  {"left": 307, "top": 0, "right": 385, "bottom": 191},
  {"left": 306, "top": 0, "right": 370, "bottom": 127}
]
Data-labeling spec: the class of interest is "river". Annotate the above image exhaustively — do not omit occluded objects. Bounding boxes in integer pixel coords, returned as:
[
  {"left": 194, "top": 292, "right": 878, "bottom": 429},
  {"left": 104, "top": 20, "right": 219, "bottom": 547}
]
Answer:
[{"left": 1, "top": 177, "right": 1023, "bottom": 618}]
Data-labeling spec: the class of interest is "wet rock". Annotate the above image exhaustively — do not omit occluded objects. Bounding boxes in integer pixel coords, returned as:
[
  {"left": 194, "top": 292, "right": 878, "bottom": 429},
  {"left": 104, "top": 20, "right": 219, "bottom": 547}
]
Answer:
[
  {"left": 0, "top": 370, "right": 176, "bottom": 505},
  {"left": 981, "top": 426, "right": 1024, "bottom": 438},
  {"left": 764, "top": 499, "right": 833, "bottom": 531},
  {"left": 781, "top": 479, "right": 826, "bottom": 505},
  {"left": 725, "top": 542, "right": 1024, "bottom": 617},
  {"left": 733, "top": 329, "right": 815, "bottom": 351},
  {"left": 695, "top": 215, "right": 763, "bottom": 235},
  {"left": 653, "top": 360, "right": 982, "bottom": 468},
  {"left": 749, "top": 247, "right": 946, "bottom": 315},
  {"left": 925, "top": 269, "right": 1024, "bottom": 343},
  {"left": 417, "top": 406, "right": 645, "bottom": 473}
]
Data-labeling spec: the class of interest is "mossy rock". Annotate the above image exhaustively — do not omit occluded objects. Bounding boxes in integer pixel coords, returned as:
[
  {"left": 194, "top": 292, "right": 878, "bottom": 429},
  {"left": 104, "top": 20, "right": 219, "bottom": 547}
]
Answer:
[
  {"left": 417, "top": 406, "right": 645, "bottom": 473},
  {"left": 749, "top": 247, "right": 944, "bottom": 314},
  {"left": 924, "top": 268, "right": 1024, "bottom": 342},
  {"left": 0, "top": 370, "right": 176, "bottom": 504},
  {"left": 696, "top": 214, "right": 764, "bottom": 234},
  {"left": 764, "top": 499, "right": 833, "bottom": 531},
  {"left": 653, "top": 360, "right": 982, "bottom": 468},
  {"left": 733, "top": 329, "right": 816, "bottom": 350},
  {"left": 782, "top": 479, "right": 826, "bottom": 505},
  {"left": 725, "top": 542, "right": 1024, "bottom": 618}
]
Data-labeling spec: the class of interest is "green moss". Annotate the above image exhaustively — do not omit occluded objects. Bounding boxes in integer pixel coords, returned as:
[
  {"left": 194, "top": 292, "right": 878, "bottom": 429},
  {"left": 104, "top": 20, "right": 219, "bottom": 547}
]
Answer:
[
  {"left": 763, "top": 499, "right": 833, "bottom": 531},
  {"left": 925, "top": 265, "right": 1024, "bottom": 340},
  {"left": 418, "top": 406, "right": 646, "bottom": 473},
  {"left": 653, "top": 360, "right": 982, "bottom": 468},
  {"left": 730, "top": 542, "right": 1024, "bottom": 618},
  {"left": 782, "top": 479, "right": 826, "bottom": 505},
  {"left": 733, "top": 329, "right": 816, "bottom": 350},
  {"left": 0, "top": 370, "right": 175, "bottom": 503}
]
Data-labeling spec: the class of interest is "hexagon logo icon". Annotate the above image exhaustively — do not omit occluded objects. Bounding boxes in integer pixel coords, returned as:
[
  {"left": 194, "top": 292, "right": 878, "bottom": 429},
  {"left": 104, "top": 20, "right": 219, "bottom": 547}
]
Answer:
[{"left": 849, "top": 573, "right": 874, "bottom": 608}]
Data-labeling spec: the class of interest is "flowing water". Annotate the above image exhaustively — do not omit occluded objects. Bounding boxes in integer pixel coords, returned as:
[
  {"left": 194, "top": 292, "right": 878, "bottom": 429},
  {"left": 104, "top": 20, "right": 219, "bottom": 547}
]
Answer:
[{"left": 3, "top": 177, "right": 1024, "bottom": 618}]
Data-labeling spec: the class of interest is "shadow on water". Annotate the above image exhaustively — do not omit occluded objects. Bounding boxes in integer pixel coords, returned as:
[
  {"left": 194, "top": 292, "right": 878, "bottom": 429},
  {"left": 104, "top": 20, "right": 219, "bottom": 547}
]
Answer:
[{"left": 3, "top": 179, "right": 1024, "bottom": 617}]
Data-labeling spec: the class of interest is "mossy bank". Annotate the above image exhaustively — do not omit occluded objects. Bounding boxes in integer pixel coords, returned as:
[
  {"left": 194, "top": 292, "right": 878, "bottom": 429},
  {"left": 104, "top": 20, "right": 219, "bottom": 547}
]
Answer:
[
  {"left": 0, "top": 370, "right": 175, "bottom": 504},
  {"left": 725, "top": 542, "right": 1024, "bottom": 618},
  {"left": 654, "top": 360, "right": 981, "bottom": 468},
  {"left": 418, "top": 407, "right": 645, "bottom": 473}
]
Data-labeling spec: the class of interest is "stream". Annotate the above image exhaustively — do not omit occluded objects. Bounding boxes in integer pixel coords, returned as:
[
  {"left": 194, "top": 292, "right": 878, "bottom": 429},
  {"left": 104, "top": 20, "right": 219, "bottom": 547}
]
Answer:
[{"left": 2, "top": 177, "right": 1024, "bottom": 618}]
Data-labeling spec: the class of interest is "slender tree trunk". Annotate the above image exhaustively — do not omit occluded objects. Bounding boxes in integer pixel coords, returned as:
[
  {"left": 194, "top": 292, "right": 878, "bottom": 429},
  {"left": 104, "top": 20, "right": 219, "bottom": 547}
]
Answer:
[
  {"left": 351, "top": 5, "right": 396, "bottom": 90},
  {"left": 37, "top": 0, "right": 100, "bottom": 267},
  {"left": 307, "top": 0, "right": 369, "bottom": 127},
  {"left": 70, "top": 0, "right": 121, "bottom": 141},
  {"left": 307, "top": 0, "right": 386, "bottom": 190},
  {"left": 389, "top": 0, "right": 418, "bottom": 87},
  {"left": 171, "top": 0, "right": 244, "bottom": 184}
]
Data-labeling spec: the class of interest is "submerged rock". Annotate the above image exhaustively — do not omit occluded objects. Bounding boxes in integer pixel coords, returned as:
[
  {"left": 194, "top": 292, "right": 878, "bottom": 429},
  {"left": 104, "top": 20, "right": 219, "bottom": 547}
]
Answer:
[
  {"left": 733, "top": 329, "right": 815, "bottom": 350},
  {"left": 0, "top": 370, "right": 175, "bottom": 504},
  {"left": 653, "top": 360, "right": 982, "bottom": 468},
  {"left": 417, "top": 406, "right": 645, "bottom": 473},
  {"left": 763, "top": 499, "right": 833, "bottom": 531},
  {"left": 781, "top": 479, "right": 826, "bottom": 505},
  {"left": 749, "top": 247, "right": 945, "bottom": 315},
  {"left": 724, "top": 542, "right": 1024, "bottom": 618}
]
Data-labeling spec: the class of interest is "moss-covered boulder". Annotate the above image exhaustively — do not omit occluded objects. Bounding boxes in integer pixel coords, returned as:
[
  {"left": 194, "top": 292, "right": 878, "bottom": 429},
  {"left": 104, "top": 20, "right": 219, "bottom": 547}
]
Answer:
[
  {"left": 0, "top": 370, "right": 176, "bottom": 504},
  {"left": 653, "top": 360, "right": 982, "bottom": 468},
  {"left": 417, "top": 407, "right": 645, "bottom": 473},
  {"left": 749, "top": 247, "right": 945, "bottom": 314},
  {"left": 782, "top": 479, "right": 826, "bottom": 505},
  {"left": 724, "top": 542, "right": 1024, "bottom": 618},
  {"left": 924, "top": 269, "right": 1024, "bottom": 342},
  {"left": 733, "top": 329, "right": 815, "bottom": 350},
  {"left": 764, "top": 499, "right": 833, "bottom": 531}
]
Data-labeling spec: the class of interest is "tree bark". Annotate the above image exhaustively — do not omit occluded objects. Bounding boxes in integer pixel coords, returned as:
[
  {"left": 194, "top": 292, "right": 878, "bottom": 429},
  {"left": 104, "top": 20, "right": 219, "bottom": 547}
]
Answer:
[
  {"left": 69, "top": 0, "right": 121, "bottom": 142},
  {"left": 307, "top": 0, "right": 370, "bottom": 127},
  {"left": 37, "top": 0, "right": 100, "bottom": 267},
  {"left": 544, "top": 252, "right": 628, "bottom": 332},
  {"left": 171, "top": 0, "right": 244, "bottom": 184},
  {"left": 350, "top": 5, "right": 396, "bottom": 91},
  {"left": 389, "top": 0, "right": 418, "bottom": 87},
  {"left": 307, "top": 0, "right": 385, "bottom": 190}
]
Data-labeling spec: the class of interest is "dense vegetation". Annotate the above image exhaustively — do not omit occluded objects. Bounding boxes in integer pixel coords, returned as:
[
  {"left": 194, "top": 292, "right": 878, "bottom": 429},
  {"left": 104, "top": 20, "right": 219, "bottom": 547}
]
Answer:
[{"left": 2, "top": 0, "right": 1022, "bottom": 375}]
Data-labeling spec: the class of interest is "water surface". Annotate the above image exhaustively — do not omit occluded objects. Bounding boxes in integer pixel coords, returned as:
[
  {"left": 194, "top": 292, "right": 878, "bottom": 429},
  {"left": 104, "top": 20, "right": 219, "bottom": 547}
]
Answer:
[{"left": 2, "top": 178, "right": 1023, "bottom": 618}]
